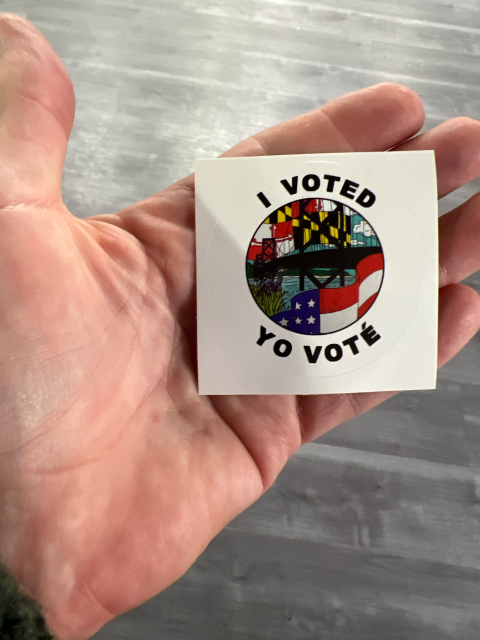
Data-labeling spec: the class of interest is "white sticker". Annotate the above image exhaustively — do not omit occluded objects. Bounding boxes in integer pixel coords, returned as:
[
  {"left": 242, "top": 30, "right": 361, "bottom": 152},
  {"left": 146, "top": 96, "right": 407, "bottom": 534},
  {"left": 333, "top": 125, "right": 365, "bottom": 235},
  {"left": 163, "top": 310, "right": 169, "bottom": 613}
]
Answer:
[{"left": 195, "top": 152, "right": 438, "bottom": 395}]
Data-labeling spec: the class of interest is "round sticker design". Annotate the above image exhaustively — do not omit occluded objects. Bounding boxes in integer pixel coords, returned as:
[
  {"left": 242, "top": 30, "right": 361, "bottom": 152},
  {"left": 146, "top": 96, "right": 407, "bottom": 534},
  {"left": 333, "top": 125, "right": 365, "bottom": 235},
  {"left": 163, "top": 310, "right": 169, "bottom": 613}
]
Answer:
[{"left": 246, "top": 197, "right": 384, "bottom": 335}]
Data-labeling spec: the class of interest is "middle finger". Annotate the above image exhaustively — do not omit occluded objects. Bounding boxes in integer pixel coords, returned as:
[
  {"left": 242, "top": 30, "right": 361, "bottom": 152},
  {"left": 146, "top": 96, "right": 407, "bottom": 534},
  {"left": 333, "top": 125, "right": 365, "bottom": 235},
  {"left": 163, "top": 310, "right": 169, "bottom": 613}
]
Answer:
[{"left": 392, "top": 117, "right": 480, "bottom": 199}]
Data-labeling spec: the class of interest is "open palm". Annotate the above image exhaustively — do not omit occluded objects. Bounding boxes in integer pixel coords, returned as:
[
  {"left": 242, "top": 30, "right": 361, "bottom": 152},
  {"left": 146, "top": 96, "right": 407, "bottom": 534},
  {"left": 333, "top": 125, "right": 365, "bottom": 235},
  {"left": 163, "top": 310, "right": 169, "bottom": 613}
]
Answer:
[{"left": 1, "top": 14, "right": 480, "bottom": 640}]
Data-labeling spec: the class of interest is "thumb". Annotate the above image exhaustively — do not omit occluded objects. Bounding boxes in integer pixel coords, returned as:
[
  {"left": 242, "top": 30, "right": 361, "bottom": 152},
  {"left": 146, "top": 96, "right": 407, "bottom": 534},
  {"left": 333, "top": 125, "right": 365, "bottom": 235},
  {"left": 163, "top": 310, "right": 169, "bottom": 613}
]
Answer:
[{"left": 0, "top": 14, "right": 75, "bottom": 208}]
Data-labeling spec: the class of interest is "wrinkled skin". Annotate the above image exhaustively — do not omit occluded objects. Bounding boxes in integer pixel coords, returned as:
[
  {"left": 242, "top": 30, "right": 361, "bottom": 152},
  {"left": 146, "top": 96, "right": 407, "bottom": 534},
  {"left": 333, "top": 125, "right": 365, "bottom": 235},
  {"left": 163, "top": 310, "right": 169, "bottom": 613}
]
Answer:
[{"left": 1, "top": 13, "right": 480, "bottom": 640}]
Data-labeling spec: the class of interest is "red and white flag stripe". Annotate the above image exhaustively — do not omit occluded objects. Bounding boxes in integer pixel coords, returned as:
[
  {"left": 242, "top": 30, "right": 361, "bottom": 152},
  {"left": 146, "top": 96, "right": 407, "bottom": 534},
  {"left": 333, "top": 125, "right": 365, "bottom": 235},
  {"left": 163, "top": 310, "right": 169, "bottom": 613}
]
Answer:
[{"left": 319, "top": 254, "right": 384, "bottom": 334}]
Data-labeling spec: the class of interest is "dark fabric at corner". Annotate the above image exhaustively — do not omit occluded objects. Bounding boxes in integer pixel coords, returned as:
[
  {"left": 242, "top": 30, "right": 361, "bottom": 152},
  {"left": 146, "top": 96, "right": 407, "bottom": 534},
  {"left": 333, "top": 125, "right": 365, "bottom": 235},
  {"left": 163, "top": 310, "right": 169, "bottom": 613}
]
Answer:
[{"left": 0, "top": 563, "right": 57, "bottom": 640}]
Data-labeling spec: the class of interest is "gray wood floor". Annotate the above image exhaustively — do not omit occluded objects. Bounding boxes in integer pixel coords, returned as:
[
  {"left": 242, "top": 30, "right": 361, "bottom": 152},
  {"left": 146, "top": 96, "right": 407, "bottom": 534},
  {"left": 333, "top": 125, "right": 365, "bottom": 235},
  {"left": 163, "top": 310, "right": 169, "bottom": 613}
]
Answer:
[{"left": 3, "top": 0, "right": 480, "bottom": 638}]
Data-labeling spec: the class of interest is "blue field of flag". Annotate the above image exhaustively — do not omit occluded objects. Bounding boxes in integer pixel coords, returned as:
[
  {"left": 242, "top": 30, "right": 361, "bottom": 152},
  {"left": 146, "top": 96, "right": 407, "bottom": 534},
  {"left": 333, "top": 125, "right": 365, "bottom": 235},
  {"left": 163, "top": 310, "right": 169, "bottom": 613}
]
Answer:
[{"left": 271, "top": 290, "right": 320, "bottom": 335}]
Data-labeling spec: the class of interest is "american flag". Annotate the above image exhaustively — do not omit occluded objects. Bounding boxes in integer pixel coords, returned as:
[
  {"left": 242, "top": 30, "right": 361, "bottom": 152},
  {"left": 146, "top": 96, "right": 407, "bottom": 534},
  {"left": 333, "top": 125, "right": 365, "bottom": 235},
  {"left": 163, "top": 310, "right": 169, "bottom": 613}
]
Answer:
[
  {"left": 271, "top": 254, "right": 384, "bottom": 336},
  {"left": 272, "top": 290, "right": 320, "bottom": 335}
]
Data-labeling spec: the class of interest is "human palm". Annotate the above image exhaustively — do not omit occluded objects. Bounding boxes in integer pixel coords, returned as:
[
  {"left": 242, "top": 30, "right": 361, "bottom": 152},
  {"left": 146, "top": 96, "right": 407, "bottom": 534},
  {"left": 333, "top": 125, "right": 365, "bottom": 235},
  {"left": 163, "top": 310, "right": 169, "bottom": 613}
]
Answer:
[{"left": 1, "top": 14, "right": 480, "bottom": 640}]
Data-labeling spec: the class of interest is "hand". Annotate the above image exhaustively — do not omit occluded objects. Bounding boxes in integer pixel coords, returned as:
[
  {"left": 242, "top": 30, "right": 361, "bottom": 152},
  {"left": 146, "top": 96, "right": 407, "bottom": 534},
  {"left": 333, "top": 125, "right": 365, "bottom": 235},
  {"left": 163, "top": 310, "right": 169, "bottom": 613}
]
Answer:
[{"left": 1, "top": 14, "right": 480, "bottom": 640}]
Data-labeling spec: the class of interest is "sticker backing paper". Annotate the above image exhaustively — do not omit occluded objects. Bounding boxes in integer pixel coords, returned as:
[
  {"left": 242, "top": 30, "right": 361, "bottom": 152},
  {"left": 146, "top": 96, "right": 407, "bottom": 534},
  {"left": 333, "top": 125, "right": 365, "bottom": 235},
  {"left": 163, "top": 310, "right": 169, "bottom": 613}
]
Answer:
[{"left": 195, "top": 152, "right": 438, "bottom": 395}]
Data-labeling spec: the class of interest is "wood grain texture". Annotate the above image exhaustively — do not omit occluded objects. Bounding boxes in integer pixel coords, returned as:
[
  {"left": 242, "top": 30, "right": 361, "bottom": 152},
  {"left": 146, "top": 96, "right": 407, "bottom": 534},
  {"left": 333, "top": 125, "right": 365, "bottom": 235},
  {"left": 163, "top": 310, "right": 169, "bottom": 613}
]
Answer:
[{"left": 1, "top": 0, "right": 479, "bottom": 638}]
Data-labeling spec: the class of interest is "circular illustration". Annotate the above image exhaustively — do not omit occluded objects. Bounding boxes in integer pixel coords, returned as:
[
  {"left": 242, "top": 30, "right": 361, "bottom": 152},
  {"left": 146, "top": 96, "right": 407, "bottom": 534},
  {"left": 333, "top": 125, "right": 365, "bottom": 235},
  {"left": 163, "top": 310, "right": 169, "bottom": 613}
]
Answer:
[{"left": 246, "top": 198, "right": 384, "bottom": 335}]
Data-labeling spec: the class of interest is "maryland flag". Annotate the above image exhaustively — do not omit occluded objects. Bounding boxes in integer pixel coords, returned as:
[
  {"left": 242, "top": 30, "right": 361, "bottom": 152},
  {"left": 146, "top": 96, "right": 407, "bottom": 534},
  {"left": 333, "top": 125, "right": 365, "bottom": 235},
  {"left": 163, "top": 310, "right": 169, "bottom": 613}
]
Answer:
[
  {"left": 322, "top": 206, "right": 352, "bottom": 248},
  {"left": 264, "top": 203, "right": 297, "bottom": 224},
  {"left": 292, "top": 202, "right": 351, "bottom": 250},
  {"left": 292, "top": 214, "right": 320, "bottom": 246},
  {"left": 272, "top": 220, "right": 293, "bottom": 239},
  {"left": 265, "top": 203, "right": 296, "bottom": 242},
  {"left": 264, "top": 199, "right": 351, "bottom": 251}
]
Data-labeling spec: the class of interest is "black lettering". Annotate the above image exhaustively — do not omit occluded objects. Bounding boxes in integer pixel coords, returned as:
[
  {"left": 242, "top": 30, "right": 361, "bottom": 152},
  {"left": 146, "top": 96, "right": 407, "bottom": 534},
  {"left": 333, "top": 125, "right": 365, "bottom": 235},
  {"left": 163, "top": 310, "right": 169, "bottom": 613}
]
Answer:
[
  {"left": 360, "top": 323, "right": 381, "bottom": 346},
  {"left": 323, "top": 174, "right": 341, "bottom": 192},
  {"left": 342, "top": 335, "right": 360, "bottom": 355},
  {"left": 302, "top": 174, "right": 321, "bottom": 192},
  {"left": 280, "top": 176, "right": 298, "bottom": 195},
  {"left": 304, "top": 345, "right": 322, "bottom": 364},
  {"left": 340, "top": 179, "right": 359, "bottom": 200},
  {"left": 356, "top": 188, "right": 376, "bottom": 208},
  {"left": 325, "top": 344, "right": 343, "bottom": 362},
  {"left": 257, "top": 192, "right": 271, "bottom": 208},
  {"left": 257, "top": 325, "right": 276, "bottom": 346},
  {"left": 274, "top": 339, "right": 293, "bottom": 358}
]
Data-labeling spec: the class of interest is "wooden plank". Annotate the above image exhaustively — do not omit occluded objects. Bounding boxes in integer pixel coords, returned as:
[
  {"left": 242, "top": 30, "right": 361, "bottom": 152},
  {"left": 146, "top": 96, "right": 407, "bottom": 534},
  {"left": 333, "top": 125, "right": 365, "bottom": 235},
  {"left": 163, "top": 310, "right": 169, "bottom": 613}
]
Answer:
[
  {"left": 227, "top": 444, "right": 480, "bottom": 569},
  {"left": 94, "top": 529, "right": 480, "bottom": 639},
  {"left": 320, "top": 382, "right": 472, "bottom": 467}
]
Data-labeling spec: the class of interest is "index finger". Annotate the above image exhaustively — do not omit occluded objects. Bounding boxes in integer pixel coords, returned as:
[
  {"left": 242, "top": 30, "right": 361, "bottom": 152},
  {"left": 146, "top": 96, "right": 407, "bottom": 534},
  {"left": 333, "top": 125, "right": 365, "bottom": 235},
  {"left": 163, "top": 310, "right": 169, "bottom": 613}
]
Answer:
[
  {"left": 107, "top": 83, "right": 425, "bottom": 328},
  {"left": 222, "top": 82, "right": 425, "bottom": 158}
]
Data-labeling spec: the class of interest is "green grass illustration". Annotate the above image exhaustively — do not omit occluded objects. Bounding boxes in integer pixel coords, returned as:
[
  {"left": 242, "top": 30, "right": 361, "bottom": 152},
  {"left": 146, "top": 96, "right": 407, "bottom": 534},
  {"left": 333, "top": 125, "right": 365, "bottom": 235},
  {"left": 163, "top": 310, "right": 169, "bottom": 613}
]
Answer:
[{"left": 249, "top": 284, "right": 288, "bottom": 317}]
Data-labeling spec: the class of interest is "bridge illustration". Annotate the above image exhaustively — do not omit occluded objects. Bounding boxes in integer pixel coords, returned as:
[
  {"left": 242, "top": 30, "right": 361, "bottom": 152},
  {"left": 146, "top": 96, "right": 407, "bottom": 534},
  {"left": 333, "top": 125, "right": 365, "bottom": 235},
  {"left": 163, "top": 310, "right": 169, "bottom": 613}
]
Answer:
[{"left": 252, "top": 200, "right": 382, "bottom": 291}]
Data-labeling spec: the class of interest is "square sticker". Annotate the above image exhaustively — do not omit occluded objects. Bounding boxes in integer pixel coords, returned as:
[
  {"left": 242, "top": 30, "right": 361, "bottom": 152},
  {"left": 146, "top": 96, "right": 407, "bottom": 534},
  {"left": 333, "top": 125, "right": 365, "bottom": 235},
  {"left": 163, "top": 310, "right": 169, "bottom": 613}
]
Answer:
[{"left": 195, "top": 152, "right": 438, "bottom": 395}]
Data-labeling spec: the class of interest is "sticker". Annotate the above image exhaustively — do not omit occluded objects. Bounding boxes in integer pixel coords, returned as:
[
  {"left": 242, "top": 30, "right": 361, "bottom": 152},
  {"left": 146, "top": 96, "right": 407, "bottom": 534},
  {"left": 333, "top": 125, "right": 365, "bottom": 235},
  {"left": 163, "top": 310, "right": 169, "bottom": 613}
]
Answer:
[
  {"left": 196, "top": 152, "right": 438, "bottom": 395},
  {"left": 246, "top": 198, "right": 384, "bottom": 336}
]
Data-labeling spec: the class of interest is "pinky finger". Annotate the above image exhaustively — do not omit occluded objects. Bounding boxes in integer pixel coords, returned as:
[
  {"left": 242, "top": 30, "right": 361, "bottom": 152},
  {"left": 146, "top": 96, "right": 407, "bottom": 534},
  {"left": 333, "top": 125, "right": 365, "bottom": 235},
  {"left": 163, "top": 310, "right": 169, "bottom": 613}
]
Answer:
[{"left": 437, "top": 283, "right": 480, "bottom": 368}]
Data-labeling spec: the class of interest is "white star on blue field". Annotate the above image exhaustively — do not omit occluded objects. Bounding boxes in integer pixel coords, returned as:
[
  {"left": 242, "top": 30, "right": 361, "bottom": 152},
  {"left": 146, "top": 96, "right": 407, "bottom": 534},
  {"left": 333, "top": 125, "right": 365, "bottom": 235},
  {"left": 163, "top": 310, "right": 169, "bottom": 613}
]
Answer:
[{"left": 272, "top": 291, "right": 320, "bottom": 335}]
